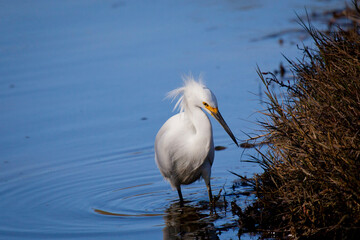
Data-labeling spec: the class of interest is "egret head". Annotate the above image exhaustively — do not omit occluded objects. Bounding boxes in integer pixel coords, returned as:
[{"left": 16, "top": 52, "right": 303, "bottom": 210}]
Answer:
[
  {"left": 200, "top": 89, "right": 238, "bottom": 147},
  {"left": 168, "top": 76, "right": 238, "bottom": 146},
  {"left": 184, "top": 80, "right": 218, "bottom": 111}
]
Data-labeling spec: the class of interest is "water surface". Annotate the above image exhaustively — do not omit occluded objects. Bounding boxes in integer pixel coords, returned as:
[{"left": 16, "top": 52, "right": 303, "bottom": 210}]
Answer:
[{"left": 0, "top": 0, "right": 339, "bottom": 239}]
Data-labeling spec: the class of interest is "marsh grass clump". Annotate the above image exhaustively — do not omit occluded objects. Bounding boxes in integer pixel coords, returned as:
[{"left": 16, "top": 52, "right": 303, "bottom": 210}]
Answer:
[{"left": 240, "top": 5, "right": 360, "bottom": 239}]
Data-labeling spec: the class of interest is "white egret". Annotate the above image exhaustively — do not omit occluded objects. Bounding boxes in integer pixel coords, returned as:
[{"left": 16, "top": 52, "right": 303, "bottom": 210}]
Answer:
[{"left": 155, "top": 76, "right": 238, "bottom": 205}]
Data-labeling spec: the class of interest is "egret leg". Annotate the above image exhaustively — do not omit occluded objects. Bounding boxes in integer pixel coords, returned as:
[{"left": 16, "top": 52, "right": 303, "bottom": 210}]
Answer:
[
  {"left": 177, "top": 186, "right": 184, "bottom": 206},
  {"left": 202, "top": 168, "right": 213, "bottom": 204},
  {"left": 206, "top": 182, "right": 213, "bottom": 203}
]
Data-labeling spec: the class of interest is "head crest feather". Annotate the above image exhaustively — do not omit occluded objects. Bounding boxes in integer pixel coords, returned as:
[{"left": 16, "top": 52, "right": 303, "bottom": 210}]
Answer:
[{"left": 166, "top": 74, "right": 205, "bottom": 113}]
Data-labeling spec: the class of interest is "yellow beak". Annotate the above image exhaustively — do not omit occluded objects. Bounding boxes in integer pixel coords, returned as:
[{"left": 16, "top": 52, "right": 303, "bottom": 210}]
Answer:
[{"left": 205, "top": 106, "right": 238, "bottom": 146}]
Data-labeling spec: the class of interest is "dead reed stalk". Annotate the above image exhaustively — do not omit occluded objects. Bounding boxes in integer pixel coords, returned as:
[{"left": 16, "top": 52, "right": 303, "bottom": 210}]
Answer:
[{"left": 237, "top": 2, "right": 360, "bottom": 238}]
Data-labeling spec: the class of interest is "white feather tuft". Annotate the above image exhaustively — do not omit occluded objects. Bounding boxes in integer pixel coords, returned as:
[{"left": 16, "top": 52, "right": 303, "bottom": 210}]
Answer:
[
  {"left": 166, "top": 75, "right": 206, "bottom": 113},
  {"left": 166, "top": 87, "right": 185, "bottom": 112}
]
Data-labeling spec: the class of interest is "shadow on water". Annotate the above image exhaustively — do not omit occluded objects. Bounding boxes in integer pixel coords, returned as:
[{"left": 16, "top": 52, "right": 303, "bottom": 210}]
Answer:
[
  {"left": 94, "top": 208, "right": 164, "bottom": 217},
  {"left": 94, "top": 200, "right": 224, "bottom": 240},
  {"left": 162, "top": 202, "right": 219, "bottom": 240}
]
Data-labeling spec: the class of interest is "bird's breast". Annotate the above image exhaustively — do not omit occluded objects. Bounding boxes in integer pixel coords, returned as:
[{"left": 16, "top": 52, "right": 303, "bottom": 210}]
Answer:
[{"left": 155, "top": 110, "right": 214, "bottom": 186}]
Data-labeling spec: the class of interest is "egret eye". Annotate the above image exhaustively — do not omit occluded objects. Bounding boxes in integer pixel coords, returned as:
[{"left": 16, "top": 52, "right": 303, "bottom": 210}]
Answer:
[{"left": 203, "top": 102, "right": 209, "bottom": 107}]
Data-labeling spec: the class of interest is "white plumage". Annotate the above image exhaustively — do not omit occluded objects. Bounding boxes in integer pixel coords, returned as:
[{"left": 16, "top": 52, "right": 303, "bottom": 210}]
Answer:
[{"left": 155, "top": 76, "right": 238, "bottom": 205}]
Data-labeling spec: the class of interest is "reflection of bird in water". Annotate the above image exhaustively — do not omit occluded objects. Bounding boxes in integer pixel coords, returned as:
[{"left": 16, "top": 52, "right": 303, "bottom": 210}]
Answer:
[
  {"left": 162, "top": 202, "right": 219, "bottom": 240},
  {"left": 155, "top": 76, "right": 238, "bottom": 205}
]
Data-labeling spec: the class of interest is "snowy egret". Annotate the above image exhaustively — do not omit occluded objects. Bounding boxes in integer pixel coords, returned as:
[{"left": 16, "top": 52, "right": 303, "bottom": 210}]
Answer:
[{"left": 155, "top": 76, "right": 238, "bottom": 205}]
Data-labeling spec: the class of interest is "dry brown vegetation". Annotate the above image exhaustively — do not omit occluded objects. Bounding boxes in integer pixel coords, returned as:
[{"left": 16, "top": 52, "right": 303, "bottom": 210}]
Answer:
[{"left": 236, "top": 2, "right": 360, "bottom": 239}]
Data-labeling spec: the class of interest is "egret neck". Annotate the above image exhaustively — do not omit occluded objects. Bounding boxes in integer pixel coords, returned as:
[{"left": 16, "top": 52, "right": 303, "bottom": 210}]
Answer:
[{"left": 184, "top": 104, "right": 213, "bottom": 153}]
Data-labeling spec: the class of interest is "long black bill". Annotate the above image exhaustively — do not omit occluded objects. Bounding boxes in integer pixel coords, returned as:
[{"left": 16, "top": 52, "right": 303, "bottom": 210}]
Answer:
[{"left": 212, "top": 111, "right": 238, "bottom": 146}]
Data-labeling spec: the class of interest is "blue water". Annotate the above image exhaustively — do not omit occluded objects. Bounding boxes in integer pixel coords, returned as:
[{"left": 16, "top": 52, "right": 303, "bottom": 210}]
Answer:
[{"left": 0, "top": 0, "right": 340, "bottom": 239}]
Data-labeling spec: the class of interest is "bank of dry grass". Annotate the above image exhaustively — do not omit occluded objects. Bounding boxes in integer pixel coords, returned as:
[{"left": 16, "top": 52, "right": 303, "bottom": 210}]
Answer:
[{"left": 237, "top": 3, "right": 360, "bottom": 239}]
